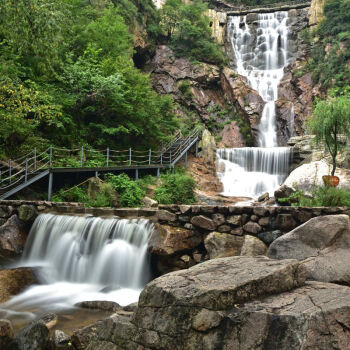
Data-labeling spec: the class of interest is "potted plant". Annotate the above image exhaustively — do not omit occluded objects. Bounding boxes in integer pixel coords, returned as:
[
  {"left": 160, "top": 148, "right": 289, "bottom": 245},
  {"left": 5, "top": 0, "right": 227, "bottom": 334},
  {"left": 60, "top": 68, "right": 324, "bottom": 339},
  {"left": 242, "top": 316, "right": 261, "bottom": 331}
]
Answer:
[{"left": 307, "top": 96, "right": 350, "bottom": 187}]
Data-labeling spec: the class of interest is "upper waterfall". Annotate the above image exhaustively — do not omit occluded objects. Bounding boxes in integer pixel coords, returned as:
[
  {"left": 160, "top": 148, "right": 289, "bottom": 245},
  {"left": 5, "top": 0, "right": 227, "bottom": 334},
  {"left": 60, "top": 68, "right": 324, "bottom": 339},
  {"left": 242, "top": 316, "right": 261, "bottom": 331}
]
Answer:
[
  {"left": 228, "top": 12, "right": 291, "bottom": 147},
  {"left": 217, "top": 11, "right": 293, "bottom": 198}
]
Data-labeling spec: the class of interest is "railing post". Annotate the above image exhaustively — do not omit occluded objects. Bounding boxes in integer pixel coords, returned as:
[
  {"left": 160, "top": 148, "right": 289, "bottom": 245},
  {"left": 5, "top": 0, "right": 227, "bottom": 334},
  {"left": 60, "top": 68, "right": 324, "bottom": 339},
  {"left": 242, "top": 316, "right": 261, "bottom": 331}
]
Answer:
[
  {"left": 157, "top": 168, "right": 160, "bottom": 178},
  {"left": 135, "top": 169, "right": 139, "bottom": 181},
  {"left": 129, "top": 148, "right": 132, "bottom": 166},
  {"left": 49, "top": 146, "right": 53, "bottom": 168},
  {"left": 48, "top": 172, "right": 53, "bottom": 201},
  {"left": 25, "top": 158, "right": 28, "bottom": 182},
  {"left": 106, "top": 147, "right": 110, "bottom": 167},
  {"left": 80, "top": 146, "right": 84, "bottom": 167},
  {"left": 149, "top": 149, "right": 152, "bottom": 165},
  {"left": 195, "top": 142, "right": 199, "bottom": 158},
  {"left": 34, "top": 148, "right": 37, "bottom": 171},
  {"left": 160, "top": 152, "right": 163, "bottom": 165},
  {"left": 0, "top": 170, "right": 1, "bottom": 183},
  {"left": 185, "top": 151, "right": 188, "bottom": 168},
  {"left": 170, "top": 151, "right": 172, "bottom": 165}
]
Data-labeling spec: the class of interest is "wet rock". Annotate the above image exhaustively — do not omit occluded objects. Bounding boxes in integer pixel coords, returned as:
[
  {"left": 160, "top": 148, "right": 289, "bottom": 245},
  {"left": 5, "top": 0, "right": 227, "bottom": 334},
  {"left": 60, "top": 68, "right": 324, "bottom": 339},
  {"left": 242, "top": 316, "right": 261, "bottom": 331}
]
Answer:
[
  {"left": 268, "top": 215, "right": 350, "bottom": 284},
  {"left": 75, "top": 301, "right": 122, "bottom": 312},
  {"left": 217, "top": 224, "right": 231, "bottom": 232},
  {"left": 274, "top": 184, "right": 295, "bottom": 203},
  {"left": 212, "top": 213, "right": 225, "bottom": 226},
  {"left": 0, "top": 267, "right": 38, "bottom": 303},
  {"left": 258, "top": 216, "right": 270, "bottom": 227},
  {"left": 243, "top": 221, "right": 262, "bottom": 234},
  {"left": 257, "top": 192, "right": 269, "bottom": 202},
  {"left": 0, "top": 215, "right": 28, "bottom": 261},
  {"left": 11, "top": 321, "right": 49, "bottom": 350},
  {"left": 0, "top": 319, "right": 14, "bottom": 349},
  {"left": 38, "top": 313, "right": 58, "bottom": 329},
  {"left": 191, "top": 215, "right": 216, "bottom": 231},
  {"left": 240, "top": 235, "right": 267, "bottom": 256},
  {"left": 123, "top": 302, "right": 138, "bottom": 312},
  {"left": 18, "top": 204, "right": 38, "bottom": 223},
  {"left": 0, "top": 206, "right": 15, "bottom": 219},
  {"left": 258, "top": 230, "right": 284, "bottom": 245},
  {"left": 148, "top": 224, "right": 202, "bottom": 256},
  {"left": 53, "top": 330, "right": 70, "bottom": 349},
  {"left": 204, "top": 232, "right": 244, "bottom": 259},
  {"left": 72, "top": 320, "right": 105, "bottom": 350}
]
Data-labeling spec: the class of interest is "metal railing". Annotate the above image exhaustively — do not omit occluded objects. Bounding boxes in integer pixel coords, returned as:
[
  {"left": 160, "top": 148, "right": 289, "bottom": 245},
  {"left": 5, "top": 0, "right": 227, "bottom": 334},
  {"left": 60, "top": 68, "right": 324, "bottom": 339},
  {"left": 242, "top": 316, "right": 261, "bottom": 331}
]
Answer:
[
  {"left": 224, "top": 0, "right": 311, "bottom": 11},
  {"left": 0, "top": 128, "right": 201, "bottom": 192}
]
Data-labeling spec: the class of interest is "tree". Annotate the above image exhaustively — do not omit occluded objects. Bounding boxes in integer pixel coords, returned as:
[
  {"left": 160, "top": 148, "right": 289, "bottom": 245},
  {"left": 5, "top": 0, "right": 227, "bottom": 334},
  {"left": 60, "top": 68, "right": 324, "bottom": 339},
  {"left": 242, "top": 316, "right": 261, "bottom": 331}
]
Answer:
[{"left": 307, "top": 96, "right": 350, "bottom": 176}]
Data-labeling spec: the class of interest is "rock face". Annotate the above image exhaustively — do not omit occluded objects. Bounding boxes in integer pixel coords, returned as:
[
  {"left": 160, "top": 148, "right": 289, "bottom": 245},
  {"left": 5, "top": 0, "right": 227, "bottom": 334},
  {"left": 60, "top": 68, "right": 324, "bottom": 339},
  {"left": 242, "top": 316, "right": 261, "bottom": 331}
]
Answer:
[
  {"left": 268, "top": 215, "right": 350, "bottom": 284},
  {"left": 0, "top": 268, "right": 38, "bottom": 303},
  {"left": 309, "top": 0, "right": 326, "bottom": 26},
  {"left": 206, "top": 9, "right": 227, "bottom": 44},
  {"left": 218, "top": 121, "right": 246, "bottom": 148}
]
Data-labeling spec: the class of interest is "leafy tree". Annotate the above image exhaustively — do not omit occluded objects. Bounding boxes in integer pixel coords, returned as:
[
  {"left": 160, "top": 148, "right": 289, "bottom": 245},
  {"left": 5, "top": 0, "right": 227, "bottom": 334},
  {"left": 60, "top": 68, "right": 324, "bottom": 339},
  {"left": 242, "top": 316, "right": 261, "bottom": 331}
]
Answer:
[
  {"left": 159, "top": 0, "right": 226, "bottom": 65},
  {"left": 0, "top": 0, "right": 69, "bottom": 77},
  {"left": 307, "top": 96, "right": 350, "bottom": 175}
]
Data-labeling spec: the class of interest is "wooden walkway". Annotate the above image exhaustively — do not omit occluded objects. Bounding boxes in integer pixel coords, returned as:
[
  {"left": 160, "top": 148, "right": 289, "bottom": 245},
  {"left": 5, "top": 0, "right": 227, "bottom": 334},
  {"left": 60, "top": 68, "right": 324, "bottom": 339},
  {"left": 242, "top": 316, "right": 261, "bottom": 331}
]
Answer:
[{"left": 0, "top": 129, "right": 200, "bottom": 200}]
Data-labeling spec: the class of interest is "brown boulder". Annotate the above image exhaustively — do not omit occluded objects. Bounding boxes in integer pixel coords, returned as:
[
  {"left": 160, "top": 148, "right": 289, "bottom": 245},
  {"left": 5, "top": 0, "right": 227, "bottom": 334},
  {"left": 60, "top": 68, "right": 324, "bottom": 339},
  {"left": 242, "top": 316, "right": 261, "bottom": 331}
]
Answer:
[
  {"left": 204, "top": 232, "right": 244, "bottom": 259},
  {"left": 0, "top": 215, "right": 28, "bottom": 261},
  {"left": 0, "top": 319, "right": 14, "bottom": 349},
  {"left": 191, "top": 215, "right": 217, "bottom": 231},
  {"left": 148, "top": 224, "right": 202, "bottom": 256},
  {"left": 218, "top": 121, "right": 246, "bottom": 148}
]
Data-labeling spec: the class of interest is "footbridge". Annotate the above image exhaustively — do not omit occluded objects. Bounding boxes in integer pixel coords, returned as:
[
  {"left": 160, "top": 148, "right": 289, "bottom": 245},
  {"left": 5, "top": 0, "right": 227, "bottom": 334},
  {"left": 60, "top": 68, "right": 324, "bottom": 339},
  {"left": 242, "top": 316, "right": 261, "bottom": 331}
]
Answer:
[{"left": 0, "top": 129, "right": 200, "bottom": 200}]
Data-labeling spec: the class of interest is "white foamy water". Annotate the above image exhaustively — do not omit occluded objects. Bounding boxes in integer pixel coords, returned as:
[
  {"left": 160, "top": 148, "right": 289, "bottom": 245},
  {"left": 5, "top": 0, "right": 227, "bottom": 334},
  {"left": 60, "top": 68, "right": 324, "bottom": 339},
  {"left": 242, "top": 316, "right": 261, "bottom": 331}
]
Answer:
[
  {"left": 217, "top": 12, "right": 293, "bottom": 198},
  {"left": 0, "top": 214, "right": 153, "bottom": 323}
]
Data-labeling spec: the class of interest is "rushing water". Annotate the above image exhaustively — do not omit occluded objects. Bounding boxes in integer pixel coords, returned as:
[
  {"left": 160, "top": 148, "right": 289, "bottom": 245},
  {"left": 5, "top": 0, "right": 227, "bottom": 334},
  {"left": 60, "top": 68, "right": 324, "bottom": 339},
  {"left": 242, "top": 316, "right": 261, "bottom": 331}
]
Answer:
[
  {"left": 217, "top": 12, "right": 293, "bottom": 198},
  {"left": 0, "top": 214, "right": 153, "bottom": 324}
]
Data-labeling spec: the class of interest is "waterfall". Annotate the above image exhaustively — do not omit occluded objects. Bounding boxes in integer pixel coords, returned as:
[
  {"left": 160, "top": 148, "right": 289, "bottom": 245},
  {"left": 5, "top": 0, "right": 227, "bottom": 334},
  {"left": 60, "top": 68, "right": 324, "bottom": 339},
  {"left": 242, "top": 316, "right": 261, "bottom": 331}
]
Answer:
[
  {"left": 217, "top": 12, "right": 293, "bottom": 198},
  {"left": 0, "top": 214, "right": 153, "bottom": 322}
]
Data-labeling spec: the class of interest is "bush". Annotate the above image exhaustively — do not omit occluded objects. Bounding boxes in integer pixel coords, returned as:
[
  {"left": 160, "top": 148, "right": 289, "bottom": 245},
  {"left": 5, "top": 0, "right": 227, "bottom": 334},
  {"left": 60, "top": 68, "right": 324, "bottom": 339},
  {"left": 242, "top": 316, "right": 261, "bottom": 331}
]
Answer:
[
  {"left": 281, "top": 185, "right": 350, "bottom": 207},
  {"left": 105, "top": 173, "right": 145, "bottom": 207},
  {"left": 154, "top": 170, "right": 196, "bottom": 204}
]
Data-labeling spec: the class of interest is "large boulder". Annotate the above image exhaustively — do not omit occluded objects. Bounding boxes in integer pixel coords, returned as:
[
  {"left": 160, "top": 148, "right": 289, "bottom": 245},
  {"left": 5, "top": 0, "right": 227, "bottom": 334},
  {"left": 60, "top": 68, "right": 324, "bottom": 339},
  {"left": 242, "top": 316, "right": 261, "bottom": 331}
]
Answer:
[
  {"left": 82, "top": 256, "right": 309, "bottom": 349},
  {"left": 0, "top": 215, "right": 28, "bottom": 261},
  {"left": 18, "top": 205, "right": 37, "bottom": 223},
  {"left": 0, "top": 268, "right": 38, "bottom": 303},
  {"left": 268, "top": 215, "right": 350, "bottom": 284},
  {"left": 283, "top": 160, "right": 350, "bottom": 192},
  {"left": 218, "top": 121, "right": 245, "bottom": 148}
]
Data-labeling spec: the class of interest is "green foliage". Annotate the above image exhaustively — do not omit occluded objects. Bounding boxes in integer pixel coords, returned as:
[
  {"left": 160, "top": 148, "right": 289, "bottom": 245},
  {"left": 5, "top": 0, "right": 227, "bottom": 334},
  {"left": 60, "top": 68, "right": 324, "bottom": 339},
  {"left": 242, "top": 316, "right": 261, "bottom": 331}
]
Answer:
[
  {"left": 154, "top": 169, "right": 196, "bottom": 204},
  {"left": 0, "top": 0, "right": 178, "bottom": 158},
  {"left": 309, "top": 0, "right": 350, "bottom": 89},
  {"left": 178, "top": 80, "right": 193, "bottom": 100},
  {"left": 280, "top": 186, "right": 350, "bottom": 207},
  {"left": 159, "top": 0, "right": 226, "bottom": 65},
  {"left": 105, "top": 173, "right": 145, "bottom": 207},
  {"left": 306, "top": 96, "right": 350, "bottom": 175}
]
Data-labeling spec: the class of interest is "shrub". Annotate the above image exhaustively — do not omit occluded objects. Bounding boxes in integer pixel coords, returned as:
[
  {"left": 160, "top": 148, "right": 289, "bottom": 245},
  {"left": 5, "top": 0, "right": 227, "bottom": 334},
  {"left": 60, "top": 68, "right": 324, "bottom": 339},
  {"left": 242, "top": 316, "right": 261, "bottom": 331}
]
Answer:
[
  {"left": 105, "top": 173, "right": 145, "bottom": 207},
  {"left": 281, "top": 185, "right": 350, "bottom": 207},
  {"left": 154, "top": 170, "right": 196, "bottom": 204}
]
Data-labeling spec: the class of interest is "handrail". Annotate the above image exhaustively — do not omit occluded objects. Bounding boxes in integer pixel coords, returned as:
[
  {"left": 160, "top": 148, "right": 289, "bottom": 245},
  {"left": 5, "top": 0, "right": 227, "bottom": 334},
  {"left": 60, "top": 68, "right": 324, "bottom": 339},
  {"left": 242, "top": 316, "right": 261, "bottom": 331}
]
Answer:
[
  {"left": 0, "top": 128, "right": 202, "bottom": 191},
  {"left": 223, "top": 0, "right": 311, "bottom": 11}
]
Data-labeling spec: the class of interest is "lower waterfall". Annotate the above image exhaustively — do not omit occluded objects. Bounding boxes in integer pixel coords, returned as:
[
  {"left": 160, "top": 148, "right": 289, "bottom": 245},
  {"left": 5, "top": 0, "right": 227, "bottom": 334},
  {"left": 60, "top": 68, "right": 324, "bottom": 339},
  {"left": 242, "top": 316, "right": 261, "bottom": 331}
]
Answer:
[{"left": 0, "top": 214, "right": 153, "bottom": 323}]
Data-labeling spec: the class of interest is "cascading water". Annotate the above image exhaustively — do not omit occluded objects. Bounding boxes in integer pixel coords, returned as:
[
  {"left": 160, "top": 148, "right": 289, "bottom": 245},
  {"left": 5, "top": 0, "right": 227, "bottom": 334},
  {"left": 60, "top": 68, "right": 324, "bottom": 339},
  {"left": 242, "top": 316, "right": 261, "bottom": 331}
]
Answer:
[
  {"left": 217, "top": 11, "right": 293, "bottom": 198},
  {"left": 0, "top": 214, "right": 153, "bottom": 323}
]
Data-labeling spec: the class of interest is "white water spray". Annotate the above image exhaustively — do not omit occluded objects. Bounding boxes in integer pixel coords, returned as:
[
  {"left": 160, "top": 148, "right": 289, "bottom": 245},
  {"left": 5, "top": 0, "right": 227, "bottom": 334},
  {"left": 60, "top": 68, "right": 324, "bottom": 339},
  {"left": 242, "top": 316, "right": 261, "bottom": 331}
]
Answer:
[
  {"left": 217, "top": 12, "right": 293, "bottom": 197},
  {"left": 0, "top": 214, "right": 153, "bottom": 322}
]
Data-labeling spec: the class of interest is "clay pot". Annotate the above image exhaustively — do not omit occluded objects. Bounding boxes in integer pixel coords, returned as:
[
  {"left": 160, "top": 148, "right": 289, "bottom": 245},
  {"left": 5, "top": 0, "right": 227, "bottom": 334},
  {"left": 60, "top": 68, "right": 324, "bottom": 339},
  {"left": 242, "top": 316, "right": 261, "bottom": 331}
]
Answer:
[{"left": 322, "top": 175, "right": 340, "bottom": 187}]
